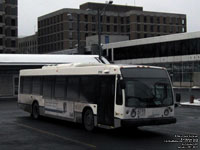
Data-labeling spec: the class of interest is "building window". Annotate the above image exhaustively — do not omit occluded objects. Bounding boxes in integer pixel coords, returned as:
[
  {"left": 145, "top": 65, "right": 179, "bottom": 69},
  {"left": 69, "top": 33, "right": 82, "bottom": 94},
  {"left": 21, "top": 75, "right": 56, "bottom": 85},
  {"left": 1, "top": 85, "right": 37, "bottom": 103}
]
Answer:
[
  {"left": 11, "top": 30, "right": 16, "bottom": 36},
  {"left": 144, "top": 25, "right": 147, "bottom": 32},
  {"left": 84, "top": 15, "right": 88, "bottom": 22},
  {"left": 69, "top": 41, "right": 73, "bottom": 49},
  {"left": 121, "top": 26, "right": 124, "bottom": 32},
  {"left": 176, "top": 26, "right": 179, "bottom": 33},
  {"left": 92, "top": 24, "right": 96, "bottom": 31},
  {"left": 0, "top": 38, "right": 3, "bottom": 46},
  {"left": 157, "top": 17, "right": 160, "bottom": 24},
  {"left": 169, "top": 18, "right": 173, "bottom": 24},
  {"left": 163, "top": 17, "right": 166, "bottom": 24},
  {"left": 182, "top": 19, "right": 185, "bottom": 25},
  {"left": 92, "top": 16, "right": 96, "bottom": 22},
  {"left": 170, "top": 26, "right": 173, "bottom": 33},
  {"left": 137, "top": 33, "right": 140, "bottom": 39},
  {"left": 121, "top": 17, "right": 124, "bottom": 24},
  {"left": 85, "top": 24, "right": 88, "bottom": 31},
  {"left": 107, "top": 25, "right": 110, "bottom": 32},
  {"left": 176, "top": 18, "right": 179, "bottom": 25},
  {"left": 164, "top": 26, "right": 167, "bottom": 33},
  {"left": 137, "top": 16, "right": 140, "bottom": 22},
  {"left": 114, "top": 17, "right": 117, "bottom": 23},
  {"left": 126, "top": 17, "right": 130, "bottom": 24},
  {"left": 150, "top": 25, "right": 154, "bottom": 32},
  {"left": 100, "top": 16, "right": 103, "bottom": 22},
  {"left": 107, "top": 16, "right": 110, "bottom": 23},
  {"left": 144, "top": 16, "right": 147, "bottom": 23},
  {"left": 69, "top": 22, "right": 73, "bottom": 30},
  {"left": 150, "top": 16, "right": 153, "bottom": 23},
  {"left": 11, "top": 40, "right": 16, "bottom": 47},
  {"left": 137, "top": 24, "right": 140, "bottom": 31},
  {"left": 0, "top": 27, "right": 3, "bottom": 34},
  {"left": 114, "top": 25, "right": 117, "bottom": 32},
  {"left": 157, "top": 26, "right": 160, "bottom": 32},
  {"left": 69, "top": 32, "right": 73, "bottom": 39},
  {"left": 182, "top": 27, "right": 185, "bottom": 32},
  {"left": 126, "top": 25, "right": 130, "bottom": 32}
]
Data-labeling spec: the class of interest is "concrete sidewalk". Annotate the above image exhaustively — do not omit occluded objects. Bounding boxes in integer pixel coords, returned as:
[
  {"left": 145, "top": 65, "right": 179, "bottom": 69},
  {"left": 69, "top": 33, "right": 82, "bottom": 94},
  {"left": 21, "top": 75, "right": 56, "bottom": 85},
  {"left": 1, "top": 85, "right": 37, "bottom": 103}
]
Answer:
[{"left": 180, "top": 99, "right": 200, "bottom": 108}]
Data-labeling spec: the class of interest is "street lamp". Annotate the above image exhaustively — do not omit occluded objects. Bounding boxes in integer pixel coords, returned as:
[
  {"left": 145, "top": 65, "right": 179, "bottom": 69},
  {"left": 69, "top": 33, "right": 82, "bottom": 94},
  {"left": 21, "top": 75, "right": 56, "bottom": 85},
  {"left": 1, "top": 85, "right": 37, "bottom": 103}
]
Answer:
[
  {"left": 67, "top": 13, "right": 80, "bottom": 54},
  {"left": 98, "top": 0, "right": 113, "bottom": 61}
]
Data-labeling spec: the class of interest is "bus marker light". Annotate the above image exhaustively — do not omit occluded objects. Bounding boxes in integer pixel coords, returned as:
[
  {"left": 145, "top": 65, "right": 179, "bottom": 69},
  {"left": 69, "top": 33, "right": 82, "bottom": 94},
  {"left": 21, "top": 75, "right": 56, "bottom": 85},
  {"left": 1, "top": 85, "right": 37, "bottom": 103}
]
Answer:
[{"left": 126, "top": 110, "right": 129, "bottom": 114}]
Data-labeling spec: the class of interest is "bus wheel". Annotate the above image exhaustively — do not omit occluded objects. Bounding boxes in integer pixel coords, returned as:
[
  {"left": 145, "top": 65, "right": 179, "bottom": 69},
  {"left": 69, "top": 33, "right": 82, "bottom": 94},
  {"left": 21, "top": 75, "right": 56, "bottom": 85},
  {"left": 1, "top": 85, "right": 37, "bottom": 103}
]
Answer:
[
  {"left": 32, "top": 102, "right": 39, "bottom": 119},
  {"left": 83, "top": 109, "right": 94, "bottom": 131}
]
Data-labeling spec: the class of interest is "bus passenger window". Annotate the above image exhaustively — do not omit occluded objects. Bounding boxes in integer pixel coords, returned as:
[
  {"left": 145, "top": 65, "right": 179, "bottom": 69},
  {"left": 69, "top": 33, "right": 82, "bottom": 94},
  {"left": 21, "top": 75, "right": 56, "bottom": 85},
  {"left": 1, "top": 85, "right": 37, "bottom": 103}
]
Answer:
[
  {"left": 32, "top": 77, "right": 41, "bottom": 95},
  {"left": 23, "top": 77, "right": 32, "bottom": 94},
  {"left": 66, "top": 77, "right": 80, "bottom": 101},
  {"left": 54, "top": 77, "right": 65, "bottom": 100},
  {"left": 43, "top": 77, "right": 54, "bottom": 99},
  {"left": 80, "top": 76, "right": 99, "bottom": 104}
]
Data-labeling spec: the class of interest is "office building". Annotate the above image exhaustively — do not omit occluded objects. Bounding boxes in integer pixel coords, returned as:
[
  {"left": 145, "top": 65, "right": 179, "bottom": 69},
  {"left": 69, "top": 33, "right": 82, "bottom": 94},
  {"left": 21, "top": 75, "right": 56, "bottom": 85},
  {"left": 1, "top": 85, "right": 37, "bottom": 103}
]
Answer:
[
  {"left": 37, "top": 2, "right": 186, "bottom": 54},
  {"left": 18, "top": 33, "right": 38, "bottom": 54},
  {"left": 0, "top": 0, "right": 18, "bottom": 53}
]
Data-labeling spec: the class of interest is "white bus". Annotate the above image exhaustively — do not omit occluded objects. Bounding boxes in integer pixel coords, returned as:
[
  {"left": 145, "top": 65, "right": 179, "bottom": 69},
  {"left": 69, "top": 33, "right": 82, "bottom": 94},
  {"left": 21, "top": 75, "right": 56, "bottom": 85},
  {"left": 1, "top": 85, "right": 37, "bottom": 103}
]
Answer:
[{"left": 18, "top": 63, "right": 176, "bottom": 131}]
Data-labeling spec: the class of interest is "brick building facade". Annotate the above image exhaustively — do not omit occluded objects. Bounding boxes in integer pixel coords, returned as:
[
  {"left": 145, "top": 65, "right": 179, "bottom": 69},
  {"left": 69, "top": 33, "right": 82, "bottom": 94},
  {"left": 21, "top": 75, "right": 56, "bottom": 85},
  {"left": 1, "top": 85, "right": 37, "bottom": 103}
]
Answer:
[
  {"left": 37, "top": 2, "right": 186, "bottom": 54},
  {"left": 0, "top": 0, "right": 18, "bottom": 53}
]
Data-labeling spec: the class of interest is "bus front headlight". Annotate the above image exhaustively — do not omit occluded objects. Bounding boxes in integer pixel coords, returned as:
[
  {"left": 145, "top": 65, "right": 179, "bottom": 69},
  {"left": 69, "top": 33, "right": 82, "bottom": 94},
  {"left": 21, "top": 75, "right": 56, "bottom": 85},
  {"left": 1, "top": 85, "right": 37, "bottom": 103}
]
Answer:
[
  {"left": 164, "top": 109, "right": 169, "bottom": 116},
  {"left": 131, "top": 109, "right": 136, "bottom": 117}
]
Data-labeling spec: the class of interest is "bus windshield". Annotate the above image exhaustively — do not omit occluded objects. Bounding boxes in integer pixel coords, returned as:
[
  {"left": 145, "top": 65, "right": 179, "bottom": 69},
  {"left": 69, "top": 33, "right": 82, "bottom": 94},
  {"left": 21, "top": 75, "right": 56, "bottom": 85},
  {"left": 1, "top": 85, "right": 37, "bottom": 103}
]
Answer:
[{"left": 121, "top": 68, "right": 173, "bottom": 108}]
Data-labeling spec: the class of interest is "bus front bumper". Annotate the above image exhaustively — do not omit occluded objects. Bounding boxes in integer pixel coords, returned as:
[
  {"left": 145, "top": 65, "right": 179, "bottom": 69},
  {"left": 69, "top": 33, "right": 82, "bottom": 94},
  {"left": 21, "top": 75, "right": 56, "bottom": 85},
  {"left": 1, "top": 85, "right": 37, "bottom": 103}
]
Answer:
[{"left": 121, "top": 117, "right": 176, "bottom": 127}]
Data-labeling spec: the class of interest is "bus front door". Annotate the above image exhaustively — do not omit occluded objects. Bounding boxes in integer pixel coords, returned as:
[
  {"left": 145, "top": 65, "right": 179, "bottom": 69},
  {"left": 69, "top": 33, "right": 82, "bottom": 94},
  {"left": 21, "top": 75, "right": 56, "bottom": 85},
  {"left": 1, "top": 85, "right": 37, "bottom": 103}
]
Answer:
[{"left": 97, "top": 76, "right": 115, "bottom": 126}]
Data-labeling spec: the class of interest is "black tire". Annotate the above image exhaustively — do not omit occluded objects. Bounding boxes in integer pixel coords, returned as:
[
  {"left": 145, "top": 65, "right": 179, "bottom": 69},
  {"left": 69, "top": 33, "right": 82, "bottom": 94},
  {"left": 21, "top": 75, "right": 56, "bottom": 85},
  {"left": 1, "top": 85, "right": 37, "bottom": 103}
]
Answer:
[
  {"left": 32, "top": 102, "right": 40, "bottom": 119},
  {"left": 83, "top": 109, "right": 94, "bottom": 131}
]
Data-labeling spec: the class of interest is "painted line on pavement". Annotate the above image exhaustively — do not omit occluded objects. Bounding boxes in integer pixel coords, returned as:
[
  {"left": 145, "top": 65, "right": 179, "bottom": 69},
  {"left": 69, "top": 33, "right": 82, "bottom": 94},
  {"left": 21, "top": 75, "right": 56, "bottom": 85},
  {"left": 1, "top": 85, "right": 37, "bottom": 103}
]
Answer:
[{"left": 15, "top": 122, "right": 96, "bottom": 149}]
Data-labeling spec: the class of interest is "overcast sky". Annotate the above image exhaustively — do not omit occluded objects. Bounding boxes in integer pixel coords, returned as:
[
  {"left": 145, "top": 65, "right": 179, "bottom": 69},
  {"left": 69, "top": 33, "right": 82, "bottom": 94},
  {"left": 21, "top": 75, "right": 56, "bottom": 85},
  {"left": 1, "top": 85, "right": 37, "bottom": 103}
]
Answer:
[{"left": 18, "top": 0, "right": 200, "bottom": 36}]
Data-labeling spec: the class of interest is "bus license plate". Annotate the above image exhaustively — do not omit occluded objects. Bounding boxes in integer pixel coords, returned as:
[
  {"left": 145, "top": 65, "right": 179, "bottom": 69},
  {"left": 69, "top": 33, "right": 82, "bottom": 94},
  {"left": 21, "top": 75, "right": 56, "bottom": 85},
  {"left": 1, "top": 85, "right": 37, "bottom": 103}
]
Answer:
[{"left": 137, "top": 108, "right": 145, "bottom": 117}]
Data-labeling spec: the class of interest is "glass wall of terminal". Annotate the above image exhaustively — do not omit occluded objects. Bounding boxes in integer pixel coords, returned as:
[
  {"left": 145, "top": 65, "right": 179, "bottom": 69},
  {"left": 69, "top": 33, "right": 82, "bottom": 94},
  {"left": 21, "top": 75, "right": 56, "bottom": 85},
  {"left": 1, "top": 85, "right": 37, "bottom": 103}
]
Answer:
[
  {"left": 103, "top": 38, "right": 200, "bottom": 86},
  {"left": 111, "top": 38, "right": 200, "bottom": 60}
]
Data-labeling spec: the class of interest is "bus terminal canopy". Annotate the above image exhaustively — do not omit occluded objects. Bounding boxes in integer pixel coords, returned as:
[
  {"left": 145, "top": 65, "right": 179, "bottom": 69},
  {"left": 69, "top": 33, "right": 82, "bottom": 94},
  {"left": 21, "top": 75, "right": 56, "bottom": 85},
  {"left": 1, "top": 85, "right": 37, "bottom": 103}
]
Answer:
[{"left": 0, "top": 54, "right": 108, "bottom": 66}]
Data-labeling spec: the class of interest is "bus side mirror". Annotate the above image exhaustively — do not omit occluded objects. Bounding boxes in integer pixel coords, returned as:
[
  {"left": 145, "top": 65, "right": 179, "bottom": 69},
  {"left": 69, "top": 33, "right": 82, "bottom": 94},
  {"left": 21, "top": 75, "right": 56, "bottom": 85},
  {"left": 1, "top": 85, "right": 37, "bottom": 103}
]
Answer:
[
  {"left": 120, "top": 80, "right": 126, "bottom": 89},
  {"left": 175, "top": 103, "right": 179, "bottom": 108}
]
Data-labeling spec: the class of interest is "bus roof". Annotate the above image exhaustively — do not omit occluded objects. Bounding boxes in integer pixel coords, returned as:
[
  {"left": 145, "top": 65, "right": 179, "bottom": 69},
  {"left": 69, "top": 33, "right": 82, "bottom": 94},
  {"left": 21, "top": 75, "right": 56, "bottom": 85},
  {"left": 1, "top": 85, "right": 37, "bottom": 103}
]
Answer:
[
  {"left": 0, "top": 54, "right": 109, "bottom": 66},
  {"left": 20, "top": 63, "right": 166, "bottom": 76}
]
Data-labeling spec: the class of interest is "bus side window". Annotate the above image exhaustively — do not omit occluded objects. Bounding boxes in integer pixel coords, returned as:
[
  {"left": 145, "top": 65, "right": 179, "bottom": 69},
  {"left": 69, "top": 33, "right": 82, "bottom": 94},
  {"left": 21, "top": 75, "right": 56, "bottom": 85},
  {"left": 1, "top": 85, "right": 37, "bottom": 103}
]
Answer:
[
  {"left": 20, "top": 77, "right": 24, "bottom": 94},
  {"left": 43, "top": 76, "right": 54, "bottom": 99},
  {"left": 32, "top": 77, "right": 41, "bottom": 95},
  {"left": 66, "top": 76, "right": 80, "bottom": 101},
  {"left": 40, "top": 77, "right": 43, "bottom": 95},
  {"left": 54, "top": 77, "right": 65, "bottom": 100},
  {"left": 80, "top": 76, "right": 99, "bottom": 104},
  {"left": 116, "top": 81, "right": 123, "bottom": 105},
  {"left": 23, "top": 77, "right": 32, "bottom": 94}
]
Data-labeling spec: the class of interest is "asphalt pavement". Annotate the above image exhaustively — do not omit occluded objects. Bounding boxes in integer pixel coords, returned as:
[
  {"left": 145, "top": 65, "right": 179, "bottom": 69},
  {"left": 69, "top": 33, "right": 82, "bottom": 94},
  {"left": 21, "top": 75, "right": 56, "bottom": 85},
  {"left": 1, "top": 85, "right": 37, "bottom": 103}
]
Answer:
[{"left": 0, "top": 99, "right": 199, "bottom": 150}]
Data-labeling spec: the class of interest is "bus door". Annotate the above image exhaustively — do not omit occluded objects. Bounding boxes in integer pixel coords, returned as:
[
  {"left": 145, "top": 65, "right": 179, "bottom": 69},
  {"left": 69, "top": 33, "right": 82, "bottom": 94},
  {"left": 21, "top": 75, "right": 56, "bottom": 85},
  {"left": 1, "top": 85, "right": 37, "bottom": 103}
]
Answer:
[{"left": 97, "top": 76, "right": 115, "bottom": 126}]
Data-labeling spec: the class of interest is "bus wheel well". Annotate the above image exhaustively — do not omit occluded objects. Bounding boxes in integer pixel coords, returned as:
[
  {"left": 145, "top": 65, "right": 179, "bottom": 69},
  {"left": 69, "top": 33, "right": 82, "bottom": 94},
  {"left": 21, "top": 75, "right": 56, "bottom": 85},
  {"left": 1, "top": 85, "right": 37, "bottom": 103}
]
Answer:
[
  {"left": 82, "top": 107, "right": 93, "bottom": 123},
  {"left": 31, "top": 100, "right": 40, "bottom": 119},
  {"left": 82, "top": 106, "right": 95, "bottom": 131},
  {"left": 32, "top": 100, "right": 39, "bottom": 108}
]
